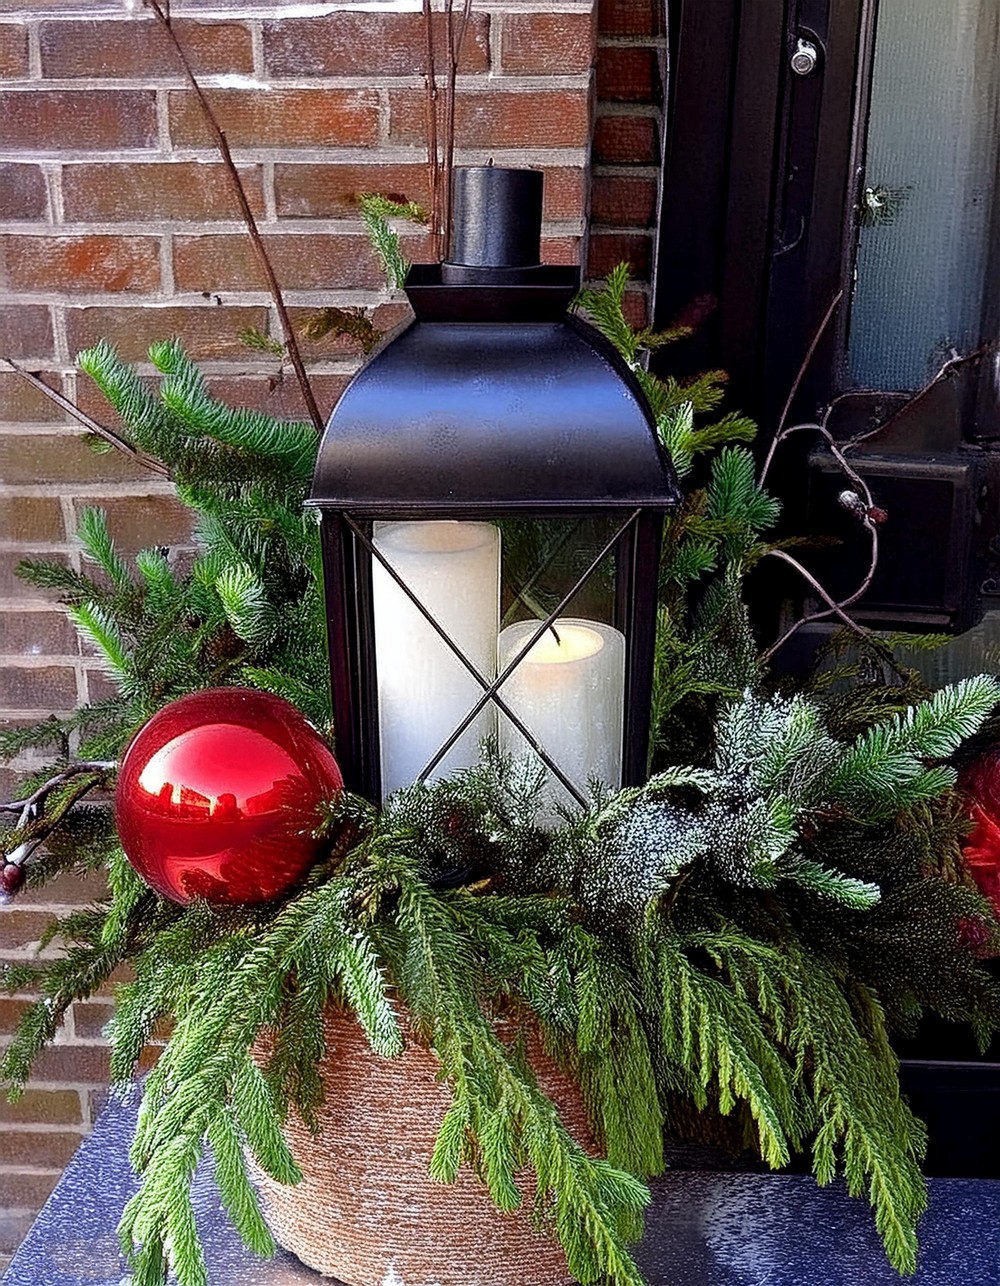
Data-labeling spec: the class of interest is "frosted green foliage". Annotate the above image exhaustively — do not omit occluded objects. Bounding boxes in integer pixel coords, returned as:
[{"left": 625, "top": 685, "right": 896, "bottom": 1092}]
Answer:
[{"left": 531, "top": 681, "right": 1000, "bottom": 922}]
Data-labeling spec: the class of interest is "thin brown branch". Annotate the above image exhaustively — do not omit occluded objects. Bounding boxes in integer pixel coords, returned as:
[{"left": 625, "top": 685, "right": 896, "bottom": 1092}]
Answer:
[
  {"left": 759, "top": 532, "right": 878, "bottom": 664},
  {"left": 2, "top": 762, "right": 116, "bottom": 890},
  {"left": 443, "top": 0, "right": 458, "bottom": 254},
  {"left": 843, "top": 343, "right": 991, "bottom": 451},
  {"left": 421, "top": 0, "right": 443, "bottom": 258},
  {"left": 760, "top": 421, "right": 875, "bottom": 507},
  {"left": 0, "top": 358, "right": 171, "bottom": 478},
  {"left": 760, "top": 290, "right": 844, "bottom": 483},
  {"left": 2, "top": 761, "right": 117, "bottom": 817},
  {"left": 143, "top": 0, "right": 324, "bottom": 436}
]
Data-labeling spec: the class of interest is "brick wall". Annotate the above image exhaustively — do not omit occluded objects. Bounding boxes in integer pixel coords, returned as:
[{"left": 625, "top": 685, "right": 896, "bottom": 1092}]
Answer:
[{"left": 0, "top": 0, "right": 666, "bottom": 1265}]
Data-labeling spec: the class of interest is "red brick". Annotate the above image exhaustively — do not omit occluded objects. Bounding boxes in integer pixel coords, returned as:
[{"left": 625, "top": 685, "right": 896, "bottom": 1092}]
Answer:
[
  {"left": 541, "top": 236, "right": 582, "bottom": 267},
  {"left": 173, "top": 232, "right": 382, "bottom": 294},
  {"left": 542, "top": 168, "right": 587, "bottom": 221},
  {"left": 0, "top": 498, "right": 65, "bottom": 544},
  {"left": 0, "top": 373, "right": 67, "bottom": 423},
  {"left": 0, "top": 165, "right": 48, "bottom": 222},
  {"left": 62, "top": 162, "right": 265, "bottom": 223},
  {"left": 621, "top": 289, "right": 649, "bottom": 329},
  {"left": 591, "top": 174, "right": 658, "bottom": 227},
  {"left": 21, "top": 1043, "right": 111, "bottom": 1085},
  {"left": 40, "top": 18, "right": 252, "bottom": 79},
  {"left": 0, "top": 1210, "right": 41, "bottom": 1259},
  {"left": 0, "top": 667, "right": 77, "bottom": 711},
  {"left": 587, "top": 230, "right": 652, "bottom": 279},
  {"left": 0, "top": 552, "right": 69, "bottom": 599},
  {"left": 0, "top": 911, "right": 56, "bottom": 952},
  {"left": 203, "top": 373, "right": 349, "bottom": 424},
  {"left": 84, "top": 670, "right": 120, "bottom": 704},
  {"left": 0, "top": 23, "right": 28, "bottom": 78},
  {"left": 66, "top": 306, "right": 270, "bottom": 362},
  {"left": 0, "top": 1172, "right": 60, "bottom": 1211},
  {"left": 0, "top": 1089, "right": 82, "bottom": 1126},
  {"left": 0, "top": 999, "right": 32, "bottom": 1034},
  {"left": 72, "top": 494, "right": 193, "bottom": 556},
  {"left": 389, "top": 89, "right": 590, "bottom": 149},
  {"left": 263, "top": 11, "right": 488, "bottom": 77},
  {"left": 0, "top": 90, "right": 157, "bottom": 151},
  {"left": 594, "top": 114, "right": 659, "bottom": 165},
  {"left": 0, "top": 611, "right": 77, "bottom": 657},
  {"left": 0, "top": 432, "right": 151, "bottom": 485},
  {"left": 71, "top": 1001, "right": 115, "bottom": 1041},
  {"left": 596, "top": 46, "right": 662, "bottom": 103},
  {"left": 0, "top": 308, "right": 54, "bottom": 363},
  {"left": 274, "top": 163, "right": 431, "bottom": 220},
  {"left": 15, "top": 869, "right": 107, "bottom": 910},
  {"left": 0, "top": 1130, "right": 83, "bottom": 1169},
  {"left": 0, "top": 236, "right": 160, "bottom": 296},
  {"left": 598, "top": 0, "right": 665, "bottom": 37},
  {"left": 501, "top": 13, "right": 594, "bottom": 74},
  {"left": 169, "top": 89, "right": 379, "bottom": 149}
]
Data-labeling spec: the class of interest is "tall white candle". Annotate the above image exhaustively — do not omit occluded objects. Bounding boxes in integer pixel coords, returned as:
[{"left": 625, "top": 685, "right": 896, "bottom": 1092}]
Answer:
[
  {"left": 373, "top": 521, "right": 499, "bottom": 799},
  {"left": 497, "top": 617, "right": 625, "bottom": 814}
]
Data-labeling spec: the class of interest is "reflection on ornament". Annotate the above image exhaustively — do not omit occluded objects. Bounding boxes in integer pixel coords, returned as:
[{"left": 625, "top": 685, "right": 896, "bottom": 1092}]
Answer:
[
  {"left": 959, "top": 748, "right": 1000, "bottom": 918},
  {"left": 115, "top": 688, "right": 343, "bottom": 905}
]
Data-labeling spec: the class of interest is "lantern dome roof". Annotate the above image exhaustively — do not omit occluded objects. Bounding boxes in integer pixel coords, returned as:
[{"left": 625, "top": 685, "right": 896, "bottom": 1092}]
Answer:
[{"left": 309, "top": 267, "right": 681, "bottom": 518}]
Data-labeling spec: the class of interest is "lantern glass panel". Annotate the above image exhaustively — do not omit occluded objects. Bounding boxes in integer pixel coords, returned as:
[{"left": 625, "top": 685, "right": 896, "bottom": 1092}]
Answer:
[{"left": 361, "top": 512, "right": 636, "bottom": 810}]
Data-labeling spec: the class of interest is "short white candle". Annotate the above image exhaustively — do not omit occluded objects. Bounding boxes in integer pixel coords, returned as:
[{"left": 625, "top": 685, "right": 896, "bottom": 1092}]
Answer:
[
  {"left": 497, "top": 617, "right": 625, "bottom": 813},
  {"left": 373, "top": 521, "right": 499, "bottom": 799}
]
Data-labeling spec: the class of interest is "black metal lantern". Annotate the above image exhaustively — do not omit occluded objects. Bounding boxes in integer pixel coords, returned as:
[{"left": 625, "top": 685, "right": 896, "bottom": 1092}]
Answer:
[{"left": 309, "top": 167, "right": 681, "bottom": 805}]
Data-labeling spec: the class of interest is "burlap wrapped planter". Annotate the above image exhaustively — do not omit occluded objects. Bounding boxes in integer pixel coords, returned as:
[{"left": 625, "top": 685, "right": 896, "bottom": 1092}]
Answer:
[{"left": 253, "top": 1008, "right": 593, "bottom": 1286}]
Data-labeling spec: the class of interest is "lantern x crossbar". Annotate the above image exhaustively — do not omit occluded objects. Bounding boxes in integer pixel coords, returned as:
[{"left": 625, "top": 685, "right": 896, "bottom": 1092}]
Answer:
[
  {"left": 499, "top": 518, "right": 583, "bottom": 631},
  {"left": 344, "top": 511, "right": 641, "bottom": 809}
]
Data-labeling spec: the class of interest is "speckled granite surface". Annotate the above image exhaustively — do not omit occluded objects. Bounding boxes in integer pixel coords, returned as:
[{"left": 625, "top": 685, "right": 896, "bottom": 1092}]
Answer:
[{"left": 4, "top": 1092, "right": 999, "bottom": 1286}]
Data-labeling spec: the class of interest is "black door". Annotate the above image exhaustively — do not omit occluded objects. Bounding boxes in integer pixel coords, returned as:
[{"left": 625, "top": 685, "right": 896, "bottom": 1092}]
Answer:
[{"left": 659, "top": 0, "right": 1000, "bottom": 642}]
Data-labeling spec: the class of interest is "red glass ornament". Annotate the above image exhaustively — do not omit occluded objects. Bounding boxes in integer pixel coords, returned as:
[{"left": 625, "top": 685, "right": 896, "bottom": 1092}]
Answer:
[
  {"left": 115, "top": 688, "right": 343, "bottom": 905},
  {"left": 959, "top": 748, "right": 1000, "bottom": 918}
]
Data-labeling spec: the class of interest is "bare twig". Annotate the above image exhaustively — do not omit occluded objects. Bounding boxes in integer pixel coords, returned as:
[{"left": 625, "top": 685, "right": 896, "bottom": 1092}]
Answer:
[
  {"left": 420, "top": 0, "right": 474, "bottom": 259},
  {"left": 1, "top": 761, "right": 118, "bottom": 817},
  {"left": 760, "top": 291, "right": 844, "bottom": 484},
  {"left": 756, "top": 291, "right": 880, "bottom": 662},
  {"left": 1, "top": 761, "right": 116, "bottom": 894},
  {"left": 759, "top": 535, "right": 878, "bottom": 664},
  {"left": 143, "top": 0, "right": 324, "bottom": 436},
  {"left": 0, "top": 358, "right": 170, "bottom": 478},
  {"left": 843, "top": 343, "right": 991, "bottom": 451},
  {"left": 421, "top": 0, "right": 443, "bottom": 258},
  {"left": 758, "top": 421, "right": 879, "bottom": 660}
]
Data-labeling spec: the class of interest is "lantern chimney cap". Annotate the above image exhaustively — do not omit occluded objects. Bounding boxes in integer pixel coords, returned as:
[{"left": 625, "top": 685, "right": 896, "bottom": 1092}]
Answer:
[{"left": 442, "top": 166, "right": 545, "bottom": 286}]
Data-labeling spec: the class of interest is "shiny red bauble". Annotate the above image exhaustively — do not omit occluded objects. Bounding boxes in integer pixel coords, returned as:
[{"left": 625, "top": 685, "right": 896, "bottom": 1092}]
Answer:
[
  {"left": 959, "top": 747, "right": 1000, "bottom": 917},
  {"left": 115, "top": 688, "right": 343, "bottom": 905}
]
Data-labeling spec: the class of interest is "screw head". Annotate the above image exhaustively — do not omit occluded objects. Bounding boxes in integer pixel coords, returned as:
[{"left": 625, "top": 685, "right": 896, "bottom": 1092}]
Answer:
[{"left": 790, "top": 38, "right": 820, "bottom": 76}]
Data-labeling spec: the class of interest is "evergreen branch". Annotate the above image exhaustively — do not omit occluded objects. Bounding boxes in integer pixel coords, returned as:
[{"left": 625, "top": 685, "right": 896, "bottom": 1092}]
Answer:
[{"left": 359, "top": 194, "right": 423, "bottom": 290}]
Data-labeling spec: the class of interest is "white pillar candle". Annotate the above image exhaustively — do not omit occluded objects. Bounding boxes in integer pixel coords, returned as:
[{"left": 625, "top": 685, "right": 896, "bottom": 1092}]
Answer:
[
  {"left": 372, "top": 521, "right": 499, "bottom": 799},
  {"left": 497, "top": 617, "right": 625, "bottom": 814}
]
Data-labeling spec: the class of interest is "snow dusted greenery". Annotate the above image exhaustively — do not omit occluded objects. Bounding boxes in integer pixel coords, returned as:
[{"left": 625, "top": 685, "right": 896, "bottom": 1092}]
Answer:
[{"left": 2, "top": 263, "right": 1000, "bottom": 1286}]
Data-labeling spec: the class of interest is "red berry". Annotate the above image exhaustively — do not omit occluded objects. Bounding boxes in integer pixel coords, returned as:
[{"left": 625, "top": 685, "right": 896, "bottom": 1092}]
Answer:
[{"left": 0, "top": 863, "right": 25, "bottom": 895}]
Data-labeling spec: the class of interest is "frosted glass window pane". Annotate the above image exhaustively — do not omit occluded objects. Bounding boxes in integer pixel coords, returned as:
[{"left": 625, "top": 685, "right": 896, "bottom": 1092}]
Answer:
[{"left": 848, "top": 0, "right": 1000, "bottom": 390}]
